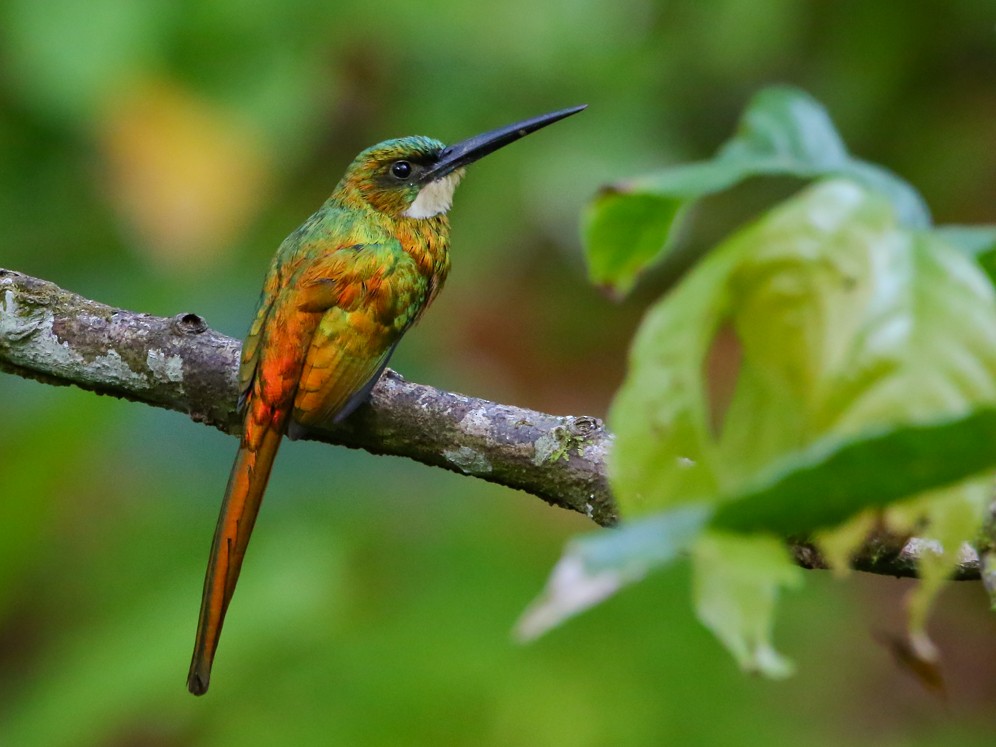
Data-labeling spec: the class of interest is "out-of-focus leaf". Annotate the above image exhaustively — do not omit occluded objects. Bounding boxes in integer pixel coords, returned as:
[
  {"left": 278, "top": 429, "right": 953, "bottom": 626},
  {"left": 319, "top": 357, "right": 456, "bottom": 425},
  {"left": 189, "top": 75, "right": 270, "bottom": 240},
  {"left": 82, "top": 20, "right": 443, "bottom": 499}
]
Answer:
[
  {"left": 546, "top": 179, "right": 996, "bottom": 675},
  {"left": 883, "top": 479, "right": 990, "bottom": 640},
  {"left": 524, "top": 403, "right": 996, "bottom": 648},
  {"left": 610, "top": 180, "right": 996, "bottom": 521},
  {"left": 584, "top": 86, "right": 931, "bottom": 295},
  {"left": 983, "top": 552, "right": 996, "bottom": 611},
  {"left": 812, "top": 511, "right": 878, "bottom": 575},
  {"left": 712, "top": 409, "right": 996, "bottom": 535},
  {"left": 514, "top": 506, "right": 710, "bottom": 641},
  {"left": 692, "top": 531, "right": 802, "bottom": 678},
  {"left": 583, "top": 192, "right": 685, "bottom": 298},
  {"left": 934, "top": 225, "right": 996, "bottom": 285}
]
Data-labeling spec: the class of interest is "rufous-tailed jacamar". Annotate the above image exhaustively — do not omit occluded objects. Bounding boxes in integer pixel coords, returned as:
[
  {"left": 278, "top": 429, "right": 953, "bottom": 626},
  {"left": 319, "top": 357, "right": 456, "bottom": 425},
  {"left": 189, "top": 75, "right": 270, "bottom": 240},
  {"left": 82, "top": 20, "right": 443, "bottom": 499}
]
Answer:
[{"left": 187, "top": 105, "right": 586, "bottom": 695}]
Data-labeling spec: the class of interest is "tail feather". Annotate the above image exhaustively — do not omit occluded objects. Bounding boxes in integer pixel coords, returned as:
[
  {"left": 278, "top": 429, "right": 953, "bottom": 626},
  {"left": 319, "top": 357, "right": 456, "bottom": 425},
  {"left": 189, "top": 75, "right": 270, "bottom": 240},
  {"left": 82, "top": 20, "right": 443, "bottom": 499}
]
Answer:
[{"left": 187, "top": 419, "right": 284, "bottom": 696}]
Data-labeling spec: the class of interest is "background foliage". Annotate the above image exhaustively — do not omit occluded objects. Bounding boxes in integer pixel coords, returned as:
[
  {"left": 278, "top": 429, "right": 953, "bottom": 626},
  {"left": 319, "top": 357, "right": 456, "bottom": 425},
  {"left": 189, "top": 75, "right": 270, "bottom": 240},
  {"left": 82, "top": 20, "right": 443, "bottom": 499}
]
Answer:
[{"left": 1, "top": 1, "right": 995, "bottom": 744}]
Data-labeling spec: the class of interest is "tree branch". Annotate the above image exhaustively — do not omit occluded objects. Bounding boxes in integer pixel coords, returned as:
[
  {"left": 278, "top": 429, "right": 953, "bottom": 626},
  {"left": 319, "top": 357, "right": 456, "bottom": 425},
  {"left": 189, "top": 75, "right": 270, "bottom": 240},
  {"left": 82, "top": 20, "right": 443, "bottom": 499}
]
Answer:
[
  {"left": 0, "top": 268, "right": 617, "bottom": 525},
  {"left": 0, "top": 267, "right": 983, "bottom": 580}
]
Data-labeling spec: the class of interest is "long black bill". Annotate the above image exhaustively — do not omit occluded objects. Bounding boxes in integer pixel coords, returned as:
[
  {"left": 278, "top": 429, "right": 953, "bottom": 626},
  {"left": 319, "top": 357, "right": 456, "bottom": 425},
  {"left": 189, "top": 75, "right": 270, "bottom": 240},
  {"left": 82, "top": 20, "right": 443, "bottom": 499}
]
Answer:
[{"left": 419, "top": 104, "right": 587, "bottom": 183}]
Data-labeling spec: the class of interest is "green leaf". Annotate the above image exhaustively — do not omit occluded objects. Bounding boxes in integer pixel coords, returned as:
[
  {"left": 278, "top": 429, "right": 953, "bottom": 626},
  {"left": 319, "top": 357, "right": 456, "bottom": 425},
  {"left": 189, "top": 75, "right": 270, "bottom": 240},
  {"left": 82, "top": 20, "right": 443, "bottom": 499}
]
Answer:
[
  {"left": 934, "top": 225, "right": 996, "bottom": 285},
  {"left": 584, "top": 86, "right": 931, "bottom": 295},
  {"left": 589, "top": 178, "right": 996, "bottom": 675},
  {"left": 514, "top": 506, "right": 711, "bottom": 641},
  {"left": 712, "top": 408, "right": 996, "bottom": 535},
  {"left": 895, "top": 480, "right": 990, "bottom": 638},
  {"left": 692, "top": 531, "right": 802, "bottom": 678},
  {"left": 525, "top": 404, "right": 996, "bottom": 648},
  {"left": 610, "top": 179, "right": 996, "bottom": 521},
  {"left": 583, "top": 191, "right": 685, "bottom": 298}
]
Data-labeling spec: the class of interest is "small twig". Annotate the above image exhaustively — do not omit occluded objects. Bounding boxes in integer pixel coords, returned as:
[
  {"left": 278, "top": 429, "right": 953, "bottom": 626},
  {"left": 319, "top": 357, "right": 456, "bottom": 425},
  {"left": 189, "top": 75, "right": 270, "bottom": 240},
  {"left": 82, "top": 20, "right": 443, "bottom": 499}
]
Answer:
[{"left": 792, "top": 537, "right": 981, "bottom": 580}]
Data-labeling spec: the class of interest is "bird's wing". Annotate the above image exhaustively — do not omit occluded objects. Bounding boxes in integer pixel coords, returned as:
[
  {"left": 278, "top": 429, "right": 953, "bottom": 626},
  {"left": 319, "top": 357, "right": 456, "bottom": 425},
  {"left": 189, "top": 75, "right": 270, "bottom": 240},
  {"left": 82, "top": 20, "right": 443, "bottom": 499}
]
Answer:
[
  {"left": 292, "top": 307, "right": 398, "bottom": 426},
  {"left": 291, "top": 242, "right": 424, "bottom": 427}
]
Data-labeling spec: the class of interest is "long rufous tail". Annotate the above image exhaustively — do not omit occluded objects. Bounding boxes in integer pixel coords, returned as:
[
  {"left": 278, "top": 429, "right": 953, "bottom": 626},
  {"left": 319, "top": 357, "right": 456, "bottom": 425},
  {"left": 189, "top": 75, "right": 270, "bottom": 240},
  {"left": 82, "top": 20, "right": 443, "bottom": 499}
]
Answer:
[{"left": 187, "top": 413, "right": 284, "bottom": 695}]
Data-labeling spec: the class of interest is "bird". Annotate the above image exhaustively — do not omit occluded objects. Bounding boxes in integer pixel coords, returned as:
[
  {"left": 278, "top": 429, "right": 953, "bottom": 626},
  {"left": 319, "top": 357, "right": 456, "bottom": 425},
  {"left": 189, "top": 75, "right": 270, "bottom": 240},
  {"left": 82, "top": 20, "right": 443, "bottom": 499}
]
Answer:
[{"left": 186, "top": 104, "right": 587, "bottom": 695}]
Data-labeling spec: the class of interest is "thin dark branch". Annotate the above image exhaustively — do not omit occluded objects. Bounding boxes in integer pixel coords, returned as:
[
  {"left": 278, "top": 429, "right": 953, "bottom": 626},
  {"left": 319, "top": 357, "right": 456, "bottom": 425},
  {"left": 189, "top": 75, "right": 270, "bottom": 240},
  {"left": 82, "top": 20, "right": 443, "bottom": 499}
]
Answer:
[{"left": 791, "top": 537, "right": 982, "bottom": 581}]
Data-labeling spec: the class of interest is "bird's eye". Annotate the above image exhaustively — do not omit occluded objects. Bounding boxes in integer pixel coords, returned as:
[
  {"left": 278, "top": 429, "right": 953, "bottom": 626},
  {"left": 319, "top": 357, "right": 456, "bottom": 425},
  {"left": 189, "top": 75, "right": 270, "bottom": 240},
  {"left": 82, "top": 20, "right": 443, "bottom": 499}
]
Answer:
[{"left": 390, "top": 161, "right": 412, "bottom": 179}]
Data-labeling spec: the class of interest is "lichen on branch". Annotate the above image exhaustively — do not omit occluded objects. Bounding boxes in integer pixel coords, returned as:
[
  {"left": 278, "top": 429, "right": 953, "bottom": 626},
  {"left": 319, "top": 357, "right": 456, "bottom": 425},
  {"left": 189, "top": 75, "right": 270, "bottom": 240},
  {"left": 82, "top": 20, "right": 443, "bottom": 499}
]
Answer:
[{"left": 0, "top": 268, "right": 617, "bottom": 526}]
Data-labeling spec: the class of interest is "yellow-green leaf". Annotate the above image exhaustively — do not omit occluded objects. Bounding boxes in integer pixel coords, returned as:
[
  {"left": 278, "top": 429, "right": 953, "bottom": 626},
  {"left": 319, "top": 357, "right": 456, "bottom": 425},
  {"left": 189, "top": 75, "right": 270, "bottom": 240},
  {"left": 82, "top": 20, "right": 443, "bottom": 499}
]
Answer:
[
  {"left": 584, "top": 86, "right": 931, "bottom": 295},
  {"left": 692, "top": 531, "right": 802, "bottom": 678}
]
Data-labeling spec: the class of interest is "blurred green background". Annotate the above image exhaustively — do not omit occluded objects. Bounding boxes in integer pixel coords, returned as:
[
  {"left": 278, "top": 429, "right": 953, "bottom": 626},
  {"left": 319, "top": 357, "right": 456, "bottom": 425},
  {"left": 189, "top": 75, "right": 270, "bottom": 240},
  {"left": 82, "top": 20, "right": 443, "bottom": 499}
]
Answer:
[{"left": 2, "top": 0, "right": 995, "bottom": 744}]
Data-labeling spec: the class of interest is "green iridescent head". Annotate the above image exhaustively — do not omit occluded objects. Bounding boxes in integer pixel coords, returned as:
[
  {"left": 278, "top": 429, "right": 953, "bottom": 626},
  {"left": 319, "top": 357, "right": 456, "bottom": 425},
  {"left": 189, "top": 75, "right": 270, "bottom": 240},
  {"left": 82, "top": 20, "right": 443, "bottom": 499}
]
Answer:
[
  {"left": 336, "top": 105, "right": 587, "bottom": 219},
  {"left": 344, "top": 136, "right": 455, "bottom": 218}
]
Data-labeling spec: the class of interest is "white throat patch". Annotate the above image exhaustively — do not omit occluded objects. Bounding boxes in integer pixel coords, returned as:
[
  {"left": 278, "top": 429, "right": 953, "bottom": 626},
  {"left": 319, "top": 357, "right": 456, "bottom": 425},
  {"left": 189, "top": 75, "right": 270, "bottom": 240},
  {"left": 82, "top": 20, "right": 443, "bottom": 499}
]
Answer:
[{"left": 404, "top": 169, "right": 464, "bottom": 219}]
